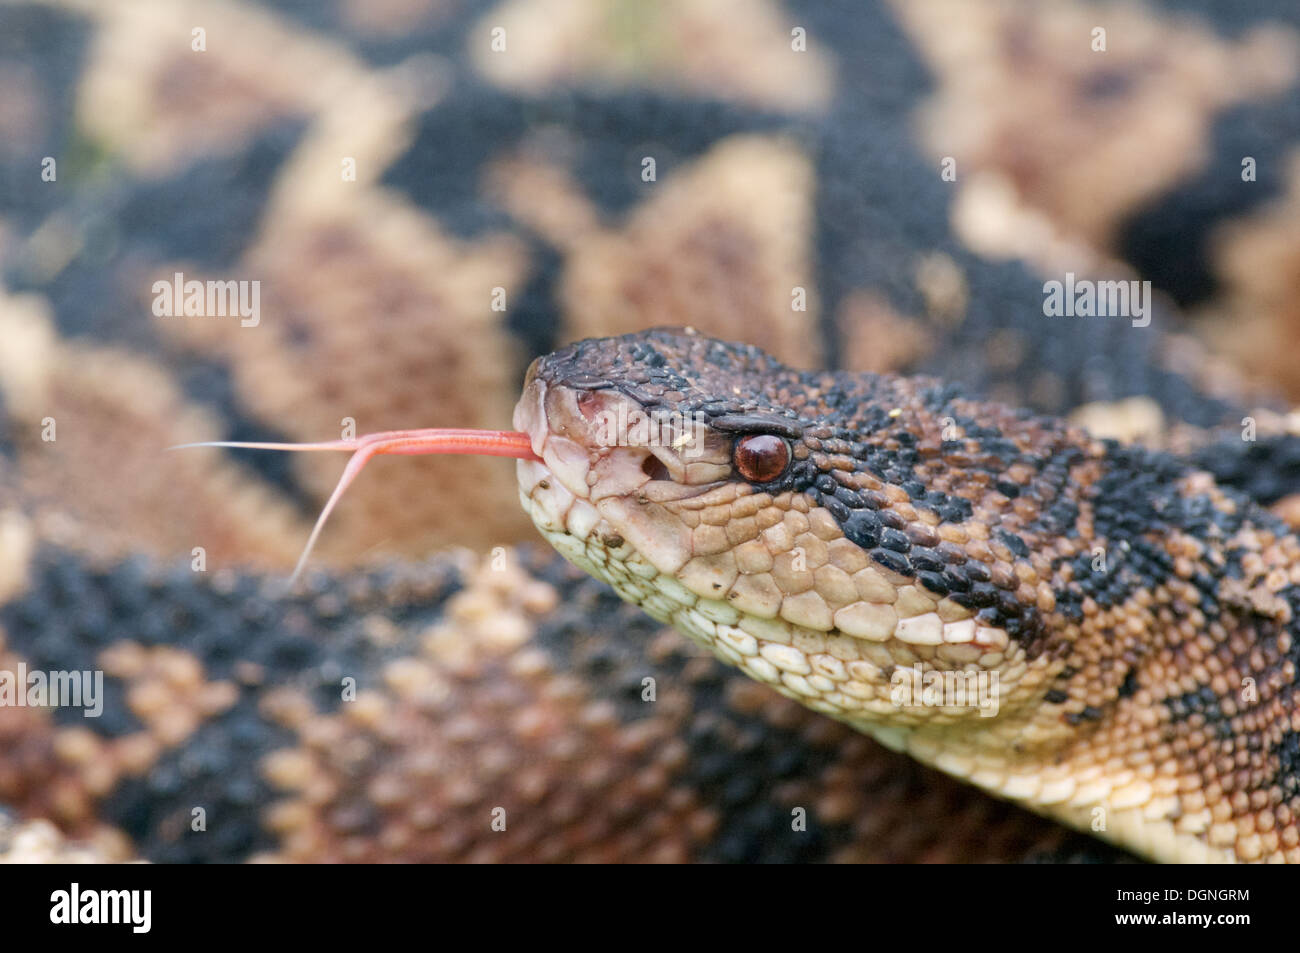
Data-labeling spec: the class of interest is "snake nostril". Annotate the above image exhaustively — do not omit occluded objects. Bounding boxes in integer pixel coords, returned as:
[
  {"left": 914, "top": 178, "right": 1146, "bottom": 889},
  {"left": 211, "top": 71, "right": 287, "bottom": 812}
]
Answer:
[{"left": 641, "top": 454, "right": 671, "bottom": 481}]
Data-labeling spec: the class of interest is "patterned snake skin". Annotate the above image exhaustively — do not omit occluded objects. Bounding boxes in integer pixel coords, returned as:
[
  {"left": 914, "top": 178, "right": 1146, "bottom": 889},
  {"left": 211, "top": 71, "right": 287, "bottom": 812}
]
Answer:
[
  {"left": 517, "top": 328, "right": 1300, "bottom": 863},
  {"left": 2, "top": 0, "right": 1300, "bottom": 862}
]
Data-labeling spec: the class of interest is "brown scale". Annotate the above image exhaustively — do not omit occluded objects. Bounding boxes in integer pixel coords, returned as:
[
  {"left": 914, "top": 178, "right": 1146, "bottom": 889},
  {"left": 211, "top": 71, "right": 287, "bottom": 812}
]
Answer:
[
  {"left": 553, "top": 136, "right": 824, "bottom": 371},
  {"left": 891, "top": 0, "right": 1296, "bottom": 249},
  {"left": 1209, "top": 158, "right": 1300, "bottom": 403},
  {"left": 726, "top": 679, "right": 1103, "bottom": 863},
  {"left": 256, "top": 560, "right": 716, "bottom": 863},
  {"left": 0, "top": 634, "right": 222, "bottom": 854},
  {"left": 1040, "top": 514, "right": 1300, "bottom": 861},
  {"left": 2, "top": 320, "right": 306, "bottom": 568},
  {"left": 76, "top": 0, "right": 351, "bottom": 176},
  {"left": 0, "top": 814, "right": 134, "bottom": 864}
]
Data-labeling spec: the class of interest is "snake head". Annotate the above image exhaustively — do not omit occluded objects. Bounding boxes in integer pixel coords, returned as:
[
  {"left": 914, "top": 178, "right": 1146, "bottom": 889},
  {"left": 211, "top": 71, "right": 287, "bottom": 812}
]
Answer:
[{"left": 513, "top": 328, "right": 1058, "bottom": 741}]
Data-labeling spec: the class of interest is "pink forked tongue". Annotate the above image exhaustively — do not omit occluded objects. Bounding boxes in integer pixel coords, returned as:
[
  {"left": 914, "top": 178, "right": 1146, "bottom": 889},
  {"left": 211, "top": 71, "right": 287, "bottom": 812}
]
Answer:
[{"left": 169, "top": 428, "right": 541, "bottom": 586}]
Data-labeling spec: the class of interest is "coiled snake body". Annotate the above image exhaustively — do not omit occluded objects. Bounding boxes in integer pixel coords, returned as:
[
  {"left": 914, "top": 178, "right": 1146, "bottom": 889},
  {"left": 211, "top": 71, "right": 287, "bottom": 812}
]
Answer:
[{"left": 514, "top": 327, "right": 1300, "bottom": 864}]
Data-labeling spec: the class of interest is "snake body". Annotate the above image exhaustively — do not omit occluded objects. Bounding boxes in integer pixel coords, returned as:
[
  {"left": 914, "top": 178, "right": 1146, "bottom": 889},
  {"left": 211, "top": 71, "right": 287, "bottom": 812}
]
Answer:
[{"left": 514, "top": 327, "right": 1300, "bottom": 864}]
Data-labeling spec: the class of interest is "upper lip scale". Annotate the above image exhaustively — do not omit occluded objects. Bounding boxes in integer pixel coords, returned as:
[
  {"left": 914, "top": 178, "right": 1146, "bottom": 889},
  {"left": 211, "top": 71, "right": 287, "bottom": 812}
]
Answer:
[
  {"left": 511, "top": 377, "right": 550, "bottom": 460},
  {"left": 518, "top": 378, "right": 598, "bottom": 500}
]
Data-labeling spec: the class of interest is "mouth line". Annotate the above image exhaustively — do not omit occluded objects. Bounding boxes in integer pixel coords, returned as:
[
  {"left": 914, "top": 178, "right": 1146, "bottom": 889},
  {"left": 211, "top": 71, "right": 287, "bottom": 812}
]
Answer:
[
  {"left": 514, "top": 377, "right": 730, "bottom": 509},
  {"left": 527, "top": 431, "right": 726, "bottom": 511}
]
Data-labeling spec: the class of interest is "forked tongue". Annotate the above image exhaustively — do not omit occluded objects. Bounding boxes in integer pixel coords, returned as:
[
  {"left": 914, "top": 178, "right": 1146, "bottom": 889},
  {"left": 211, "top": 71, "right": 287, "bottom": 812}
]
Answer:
[{"left": 169, "top": 428, "right": 541, "bottom": 586}]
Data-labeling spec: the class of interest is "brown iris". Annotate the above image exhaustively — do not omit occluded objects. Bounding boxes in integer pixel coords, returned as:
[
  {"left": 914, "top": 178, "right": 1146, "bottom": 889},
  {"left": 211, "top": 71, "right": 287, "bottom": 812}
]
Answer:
[{"left": 733, "top": 434, "right": 790, "bottom": 483}]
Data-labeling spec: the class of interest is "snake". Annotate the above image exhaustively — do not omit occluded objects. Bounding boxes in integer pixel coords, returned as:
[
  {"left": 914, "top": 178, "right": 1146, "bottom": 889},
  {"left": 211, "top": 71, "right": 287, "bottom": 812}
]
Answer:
[
  {"left": 5, "top": 0, "right": 1300, "bottom": 865},
  {"left": 189, "top": 321, "right": 1298, "bottom": 864},
  {"left": 146, "top": 322, "right": 1300, "bottom": 865},
  {"left": 498, "top": 327, "right": 1299, "bottom": 864}
]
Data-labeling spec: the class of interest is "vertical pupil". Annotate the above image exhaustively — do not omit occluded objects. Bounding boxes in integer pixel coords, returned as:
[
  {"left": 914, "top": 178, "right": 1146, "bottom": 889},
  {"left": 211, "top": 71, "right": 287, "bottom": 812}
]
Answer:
[{"left": 735, "top": 434, "right": 788, "bottom": 482}]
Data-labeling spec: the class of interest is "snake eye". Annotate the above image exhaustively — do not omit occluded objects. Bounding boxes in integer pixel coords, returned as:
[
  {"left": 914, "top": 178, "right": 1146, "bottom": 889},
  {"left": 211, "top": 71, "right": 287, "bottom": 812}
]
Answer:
[{"left": 733, "top": 434, "right": 790, "bottom": 483}]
